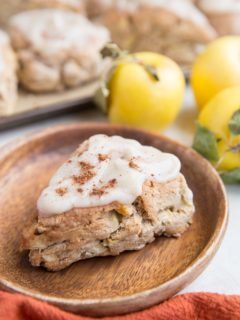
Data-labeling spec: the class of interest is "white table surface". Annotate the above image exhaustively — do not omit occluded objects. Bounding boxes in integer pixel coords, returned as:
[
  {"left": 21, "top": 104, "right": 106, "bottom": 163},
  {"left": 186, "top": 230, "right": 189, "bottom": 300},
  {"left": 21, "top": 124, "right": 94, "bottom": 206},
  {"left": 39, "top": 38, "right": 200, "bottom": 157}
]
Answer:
[{"left": 0, "top": 88, "right": 239, "bottom": 295}]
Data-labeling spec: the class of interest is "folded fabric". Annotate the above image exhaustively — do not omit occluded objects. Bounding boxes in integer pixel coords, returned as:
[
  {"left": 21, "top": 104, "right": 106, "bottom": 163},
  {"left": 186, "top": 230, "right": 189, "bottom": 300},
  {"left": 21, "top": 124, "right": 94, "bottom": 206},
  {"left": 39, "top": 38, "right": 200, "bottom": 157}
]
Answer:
[{"left": 0, "top": 291, "right": 239, "bottom": 320}]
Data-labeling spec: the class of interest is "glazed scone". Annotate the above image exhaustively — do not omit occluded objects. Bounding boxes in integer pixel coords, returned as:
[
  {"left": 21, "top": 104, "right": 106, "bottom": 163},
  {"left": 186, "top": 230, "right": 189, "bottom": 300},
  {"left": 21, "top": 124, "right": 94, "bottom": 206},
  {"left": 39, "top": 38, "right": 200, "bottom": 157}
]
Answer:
[
  {"left": 0, "top": 30, "right": 17, "bottom": 116},
  {"left": 9, "top": 9, "right": 110, "bottom": 93},
  {"left": 88, "top": 0, "right": 217, "bottom": 67},
  {"left": 197, "top": 0, "right": 240, "bottom": 36},
  {"left": 22, "top": 135, "right": 195, "bottom": 271}
]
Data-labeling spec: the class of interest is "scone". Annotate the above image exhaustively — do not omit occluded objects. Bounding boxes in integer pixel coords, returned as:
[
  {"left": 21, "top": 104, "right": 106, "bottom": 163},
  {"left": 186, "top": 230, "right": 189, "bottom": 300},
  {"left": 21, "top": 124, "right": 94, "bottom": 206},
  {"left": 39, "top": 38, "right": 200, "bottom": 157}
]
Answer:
[
  {"left": 0, "top": 0, "right": 30, "bottom": 27},
  {"left": 0, "top": 30, "right": 17, "bottom": 116},
  {"left": 85, "top": 0, "right": 111, "bottom": 18},
  {"left": 197, "top": 0, "right": 240, "bottom": 36},
  {"left": 22, "top": 135, "right": 195, "bottom": 271},
  {"left": 9, "top": 9, "right": 110, "bottom": 93},
  {"left": 29, "top": 0, "right": 85, "bottom": 13},
  {"left": 0, "top": 0, "right": 85, "bottom": 27},
  {"left": 88, "top": 0, "right": 217, "bottom": 67}
]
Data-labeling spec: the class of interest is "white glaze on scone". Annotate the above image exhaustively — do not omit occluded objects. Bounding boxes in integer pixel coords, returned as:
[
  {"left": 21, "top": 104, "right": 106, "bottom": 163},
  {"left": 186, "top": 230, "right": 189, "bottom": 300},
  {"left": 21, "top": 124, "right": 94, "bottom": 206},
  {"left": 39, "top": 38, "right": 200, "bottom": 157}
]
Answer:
[
  {"left": 37, "top": 135, "right": 192, "bottom": 216},
  {"left": 9, "top": 9, "right": 109, "bottom": 63},
  {"left": 9, "top": 9, "right": 110, "bottom": 92}
]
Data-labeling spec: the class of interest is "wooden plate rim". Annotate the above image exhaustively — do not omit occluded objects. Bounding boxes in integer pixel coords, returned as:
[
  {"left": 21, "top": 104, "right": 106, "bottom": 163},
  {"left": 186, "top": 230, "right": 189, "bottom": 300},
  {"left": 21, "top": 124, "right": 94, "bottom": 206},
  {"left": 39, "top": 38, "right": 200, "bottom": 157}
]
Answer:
[{"left": 0, "top": 123, "right": 228, "bottom": 308}]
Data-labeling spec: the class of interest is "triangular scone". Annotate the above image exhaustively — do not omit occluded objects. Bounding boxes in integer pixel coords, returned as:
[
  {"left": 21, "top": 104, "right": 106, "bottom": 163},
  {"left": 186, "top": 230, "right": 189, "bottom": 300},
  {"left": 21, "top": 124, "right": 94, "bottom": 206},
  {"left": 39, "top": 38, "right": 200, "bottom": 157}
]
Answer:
[
  {"left": 0, "top": 30, "right": 17, "bottom": 116},
  {"left": 22, "top": 135, "right": 195, "bottom": 271},
  {"left": 87, "top": 0, "right": 217, "bottom": 67}
]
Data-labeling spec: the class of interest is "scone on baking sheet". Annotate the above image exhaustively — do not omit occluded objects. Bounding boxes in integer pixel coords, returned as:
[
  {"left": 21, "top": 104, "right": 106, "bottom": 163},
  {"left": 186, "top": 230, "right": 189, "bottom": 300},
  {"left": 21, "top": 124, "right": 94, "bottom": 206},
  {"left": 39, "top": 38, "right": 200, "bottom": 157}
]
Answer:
[
  {"left": 87, "top": 0, "right": 217, "bottom": 67},
  {"left": 22, "top": 135, "right": 195, "bottom": 271},
  {"left": 0, "top": 30, "right": 17, "bottom": 116},
  {"left": 197, "top": 0, "right": 240, "bottom": 36},
  {"left": 8, "top": 9, "right": 110, "bottom": 93}
]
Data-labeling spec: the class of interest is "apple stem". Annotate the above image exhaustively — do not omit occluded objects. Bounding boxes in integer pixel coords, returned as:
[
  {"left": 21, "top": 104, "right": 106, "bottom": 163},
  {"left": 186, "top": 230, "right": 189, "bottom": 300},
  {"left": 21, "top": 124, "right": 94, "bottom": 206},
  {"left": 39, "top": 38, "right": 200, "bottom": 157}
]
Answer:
[{"left": 101, "top": 42, "right": 160, "bottom": 82}]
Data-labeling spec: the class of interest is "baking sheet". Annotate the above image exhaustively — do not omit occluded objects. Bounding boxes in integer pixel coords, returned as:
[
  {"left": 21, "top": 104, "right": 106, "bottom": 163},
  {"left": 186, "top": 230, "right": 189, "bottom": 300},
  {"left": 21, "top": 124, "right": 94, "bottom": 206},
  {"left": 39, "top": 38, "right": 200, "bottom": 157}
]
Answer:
[{"left": 0, "top": 81, "right": 99, "bottom": 131}]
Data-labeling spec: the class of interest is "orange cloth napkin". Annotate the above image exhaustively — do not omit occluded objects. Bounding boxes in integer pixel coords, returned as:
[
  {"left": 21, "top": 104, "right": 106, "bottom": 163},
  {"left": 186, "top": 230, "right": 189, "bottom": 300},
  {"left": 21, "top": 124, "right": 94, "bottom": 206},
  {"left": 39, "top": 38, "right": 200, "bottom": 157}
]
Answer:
[{"left": 0, "top": 291, "right": 239, "bottom": 320}]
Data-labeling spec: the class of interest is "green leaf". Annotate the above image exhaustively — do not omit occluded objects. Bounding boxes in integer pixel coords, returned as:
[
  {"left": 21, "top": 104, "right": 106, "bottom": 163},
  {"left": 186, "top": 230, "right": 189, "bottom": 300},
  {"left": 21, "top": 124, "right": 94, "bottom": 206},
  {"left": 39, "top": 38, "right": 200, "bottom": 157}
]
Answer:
[
  {"left": 94, "top": 85, "right": 109, "bottom": 113},
  {"left": 192, "top": 123, "right": 219, "bottom": 161},
  {"left": 220, "top": 168, "right": 240, "bottom": 184},
  {"left": 94, "top": 64, "right": 117, "bottom": 113},
  {"left": 229, "top": 109, "right": 240, "bottom": 136},
  {"left": 100, "top": 42, "right": 128, "bottom": 59}
]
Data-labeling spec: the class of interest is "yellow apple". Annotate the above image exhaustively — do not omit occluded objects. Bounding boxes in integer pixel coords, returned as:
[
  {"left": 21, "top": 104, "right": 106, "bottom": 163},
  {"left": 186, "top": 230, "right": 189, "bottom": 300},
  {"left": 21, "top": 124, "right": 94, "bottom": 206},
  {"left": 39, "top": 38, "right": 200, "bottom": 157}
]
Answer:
[
  {"left": 191, "top": 36, "right": 240, "bottom": 109},
  {"left": 108, "top": 52, "right": 185, "bottom": 131},
  {"left": 194, "top": 86, "right": 240, "bottom": 172}
]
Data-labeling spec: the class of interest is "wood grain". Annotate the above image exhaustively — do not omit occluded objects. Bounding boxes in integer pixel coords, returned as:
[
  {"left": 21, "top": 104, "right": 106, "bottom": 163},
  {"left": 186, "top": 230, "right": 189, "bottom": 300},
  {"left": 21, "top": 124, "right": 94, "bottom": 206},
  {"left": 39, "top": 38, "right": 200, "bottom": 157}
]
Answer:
[{"left": 0, "top": 124, "right": 228, "bottom": 317}]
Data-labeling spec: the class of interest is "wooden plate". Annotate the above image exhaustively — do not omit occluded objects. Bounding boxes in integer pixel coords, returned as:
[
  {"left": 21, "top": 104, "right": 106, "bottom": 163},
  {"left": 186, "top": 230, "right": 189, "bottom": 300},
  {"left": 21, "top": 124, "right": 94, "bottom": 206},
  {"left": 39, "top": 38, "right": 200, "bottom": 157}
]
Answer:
[{"left": 0, "top": 124, "right": 228, "bottom": 317}]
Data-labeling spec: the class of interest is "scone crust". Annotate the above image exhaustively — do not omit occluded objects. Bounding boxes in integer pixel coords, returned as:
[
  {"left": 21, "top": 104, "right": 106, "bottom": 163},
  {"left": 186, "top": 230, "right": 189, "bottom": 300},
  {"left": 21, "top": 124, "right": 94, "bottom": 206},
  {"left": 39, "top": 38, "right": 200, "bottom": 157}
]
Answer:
[{"left": 88, "top": 0, "right": 217, "bottom": 66}]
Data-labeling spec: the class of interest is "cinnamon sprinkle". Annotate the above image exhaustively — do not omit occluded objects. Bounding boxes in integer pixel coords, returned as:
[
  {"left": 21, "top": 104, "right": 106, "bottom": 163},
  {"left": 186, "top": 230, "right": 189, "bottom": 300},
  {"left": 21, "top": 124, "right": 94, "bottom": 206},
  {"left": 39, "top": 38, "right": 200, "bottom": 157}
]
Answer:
[
  {"left": 77, "top": 188, "right": 83, "bottom": 193},
  {"left": 55, "top": 187, "right": 68, "bottom": 196},
  {"left": 108, "top": 178, "right": 117, "bottom": 188},
  {"left": 98, "top": 153, "right": 110, "bottom": 161},
  {"left": 73, "top": 171, "right": 95, "bottom": 185},
  {"left": 79, "top": 161, "right": 94, "bottom": 170},
  {"left": 129, "top": 160, "right": 139, "bottom": 169},
  {"left": 90, "top": 179, "right": 117, "bottom": 197},
  {"left": 90, "top": 188, "right": 105, "bottom": 197},
  {"left": 73, "top": 160, "right": 96, "bottom": 185}
]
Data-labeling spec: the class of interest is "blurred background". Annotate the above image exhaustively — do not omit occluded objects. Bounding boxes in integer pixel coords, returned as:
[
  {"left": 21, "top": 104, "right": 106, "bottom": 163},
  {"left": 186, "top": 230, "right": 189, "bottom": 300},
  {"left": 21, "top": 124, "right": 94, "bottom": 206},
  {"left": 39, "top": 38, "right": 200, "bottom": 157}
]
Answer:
[{"left": 0, "top": 0, "right": 239, "bottom": 131}]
